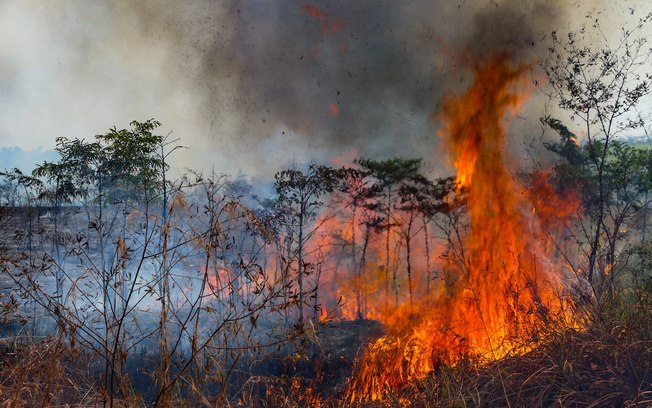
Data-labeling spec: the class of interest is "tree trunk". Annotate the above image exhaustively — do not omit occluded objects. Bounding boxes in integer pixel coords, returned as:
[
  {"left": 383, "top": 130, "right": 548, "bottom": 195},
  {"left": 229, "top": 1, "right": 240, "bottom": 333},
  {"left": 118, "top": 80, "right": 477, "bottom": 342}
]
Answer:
[
  {"left": 359, "top": 223, "right": 371, "bottom": 319},
  {"left": 297, "top": 207, "right": 305, "bottom": 324},
  {"left": 406, "top": 213, "right": 414, "bottom": 306},
  {"left": 385, "top": 188, "right": 391, "bottom": 311},
  {"left": 158, "top": 218, "right": 171, "bottom": 408},
  {"left": 423, "top": 215, "right": 432, "bottom": 297},
  {"left": 351, "top": 205, "right": 362, "bottom": 319},
  {"left": 643, "top": 190, "right": 648, "bottom": 245}
]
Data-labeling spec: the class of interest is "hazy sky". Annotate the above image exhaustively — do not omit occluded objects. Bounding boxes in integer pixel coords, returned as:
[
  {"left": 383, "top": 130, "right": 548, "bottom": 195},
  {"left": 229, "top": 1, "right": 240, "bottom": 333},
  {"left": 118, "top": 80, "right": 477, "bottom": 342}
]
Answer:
[{"left": 0, "top": 0, "right": 649, "bottom": 177}]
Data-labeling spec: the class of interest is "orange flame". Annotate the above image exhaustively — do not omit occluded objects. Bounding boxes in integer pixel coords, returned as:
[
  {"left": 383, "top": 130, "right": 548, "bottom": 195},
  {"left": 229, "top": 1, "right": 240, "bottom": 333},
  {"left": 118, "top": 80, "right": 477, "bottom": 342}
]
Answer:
[{"left": 346, "top": 54, "right": 580, "bottom": 402}]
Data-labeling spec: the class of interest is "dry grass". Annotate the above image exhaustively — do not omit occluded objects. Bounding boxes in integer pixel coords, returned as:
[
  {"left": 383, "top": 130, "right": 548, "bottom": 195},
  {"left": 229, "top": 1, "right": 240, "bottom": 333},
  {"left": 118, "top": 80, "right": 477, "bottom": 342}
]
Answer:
[{"left": 0, "top": 335, "right": 104, "bottom": 407}]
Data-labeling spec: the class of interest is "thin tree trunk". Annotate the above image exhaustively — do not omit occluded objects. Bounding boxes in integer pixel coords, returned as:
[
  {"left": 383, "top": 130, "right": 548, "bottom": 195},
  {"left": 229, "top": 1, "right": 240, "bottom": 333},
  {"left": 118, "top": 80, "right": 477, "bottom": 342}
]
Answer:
[
  {"left": 297, "top": 207, "right": 305, "bottom": 324},
  {"left": 351, "top": 205, "right": 362, "bottom": 319},
  {"left": 313, "top": 254, "right": 323, "bottom": 322},
  {"left": 423, "top": 215, "right": 432, "bottom": 297},
  {"left": 643, "top": 190, "right": 648, "bottom": 245},
  {"left": 385, "top": 188, "right": 391, "bottom": 311},
  {"left": 406, "top": 214, "right": 414, "bottom": 306},
  {"left": 158, "top": 218, "right": 171, "bottom": 407},
  {"left": 53, "top": 180, "right": 62, "bottom": 300},
  {"left": 359, "top": 223, "right": 371, "bottom": 319}
]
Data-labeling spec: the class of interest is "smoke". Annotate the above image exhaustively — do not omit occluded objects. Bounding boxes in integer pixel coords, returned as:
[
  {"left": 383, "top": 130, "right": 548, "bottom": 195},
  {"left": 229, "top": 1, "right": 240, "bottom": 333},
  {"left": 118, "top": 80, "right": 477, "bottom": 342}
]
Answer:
[
  {"left": 153, "top": 0, "right": 567, "bottom": 174},
  {"left": 465, "top": 1, "right": 561, "bottom": 61},
  {"left": 0, "top": 0, "right": 590, "bottom": 177}
]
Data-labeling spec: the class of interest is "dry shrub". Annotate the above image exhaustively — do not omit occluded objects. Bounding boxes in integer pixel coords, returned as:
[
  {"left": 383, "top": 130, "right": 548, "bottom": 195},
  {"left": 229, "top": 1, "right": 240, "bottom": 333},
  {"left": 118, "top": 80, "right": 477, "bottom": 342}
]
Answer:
[{"left": 0, "top": 335, "right": 101, "bottom": 407}]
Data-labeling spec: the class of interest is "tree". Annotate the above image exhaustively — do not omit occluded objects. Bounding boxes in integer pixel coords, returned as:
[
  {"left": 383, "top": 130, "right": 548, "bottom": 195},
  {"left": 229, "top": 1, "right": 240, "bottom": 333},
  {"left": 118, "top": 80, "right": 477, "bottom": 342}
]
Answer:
[
  {"left": 29, "top": 120, "right": 172, "bottom": 403},
  {"left": 33, "top": 138, "right": 104, "bottom": 298},
  {"left": 404, "top": 176, "right": 456, "bottom": 298},
  {"left": 544, "top": 118, "right": 652, "bottom": 293},
  {"left": 336, "top": 166, "right": 372, "bottom": 319},
  {"left": 96, "top": 119, "right": 165, "bottom": 204},
  {"left": 542, "top": 12, "right": 652, "bottom": 289},
  {"left": 274, "top": 164, "right": 341, "bottom": 324},
  {"left": 356, "top": 157, "right": 422, "bottom": 310},
  {"left": 395, "top": 174, "right": 431, "bottom": 305}
]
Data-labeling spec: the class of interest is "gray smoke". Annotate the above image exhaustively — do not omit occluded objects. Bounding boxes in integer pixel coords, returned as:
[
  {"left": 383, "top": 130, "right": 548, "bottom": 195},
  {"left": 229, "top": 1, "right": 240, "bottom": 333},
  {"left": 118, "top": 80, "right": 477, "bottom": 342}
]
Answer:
[
  {"left": 138, "top": 0, "right": 567, "bottom": 173},
  {"left": 1, "top": 0, "right": 581, "bottom": 176}
]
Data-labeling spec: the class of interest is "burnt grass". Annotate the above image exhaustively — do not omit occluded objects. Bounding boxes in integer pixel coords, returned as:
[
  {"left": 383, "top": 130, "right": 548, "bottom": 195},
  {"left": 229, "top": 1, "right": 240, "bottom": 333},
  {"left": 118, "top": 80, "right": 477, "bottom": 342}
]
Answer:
[
  {"left": 141, "top": 307, "right": 651, "bottom": 407},
  {"left": 122, "top": 318, "right": 386, "bottom": 404},
  {"left": 0, "top": 318, "right": 387, "bottom": 406},
  {"left": 255, "top": 319, "right": 386, "bottom": 398}
]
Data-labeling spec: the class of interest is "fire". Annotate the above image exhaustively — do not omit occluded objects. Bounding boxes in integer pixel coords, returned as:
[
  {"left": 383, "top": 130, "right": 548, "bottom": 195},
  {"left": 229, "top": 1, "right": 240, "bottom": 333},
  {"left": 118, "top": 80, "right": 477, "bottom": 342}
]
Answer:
[
  {"left": 301, "top": 3, "right": 346, "bottom": 35},
  {"left": 327, "top": 102, "right": 340, "bottom": 117},
  {"left": 437, "top": 54, "right": 556, "bottom": 356},
  {"left": 346, "top": 54, "right": 579, "bottom": 402}
]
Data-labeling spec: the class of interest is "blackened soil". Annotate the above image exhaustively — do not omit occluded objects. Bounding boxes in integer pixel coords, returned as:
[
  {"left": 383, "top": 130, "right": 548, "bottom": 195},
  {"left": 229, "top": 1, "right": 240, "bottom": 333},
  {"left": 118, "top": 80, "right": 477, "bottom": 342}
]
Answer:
[
  {"left": 313, "top": 319, "right": 386, "bottom": 397},
  {"left": 250, "top": 319, "right": 386, "bottom": 401}
]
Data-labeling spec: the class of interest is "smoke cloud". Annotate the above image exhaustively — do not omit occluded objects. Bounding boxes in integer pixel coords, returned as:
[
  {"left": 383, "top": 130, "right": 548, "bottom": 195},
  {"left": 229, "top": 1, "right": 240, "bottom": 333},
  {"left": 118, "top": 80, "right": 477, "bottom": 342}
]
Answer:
[
  {"left": 2, "top": 0, "right": 615, "bottom": 177},
  {"left": 146, "top": 0, "right": 566, "bottom": 174}
]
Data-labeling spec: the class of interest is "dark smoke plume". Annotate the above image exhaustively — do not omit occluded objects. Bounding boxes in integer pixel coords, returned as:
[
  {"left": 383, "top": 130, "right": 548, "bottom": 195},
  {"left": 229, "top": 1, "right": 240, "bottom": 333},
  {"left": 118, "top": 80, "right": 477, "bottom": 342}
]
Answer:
[
  {"left": 128, "top": 0, "right": 565, "bottom": 172},
  {"left": 3, "top": 0, "right": 570, "bottom": 175}
]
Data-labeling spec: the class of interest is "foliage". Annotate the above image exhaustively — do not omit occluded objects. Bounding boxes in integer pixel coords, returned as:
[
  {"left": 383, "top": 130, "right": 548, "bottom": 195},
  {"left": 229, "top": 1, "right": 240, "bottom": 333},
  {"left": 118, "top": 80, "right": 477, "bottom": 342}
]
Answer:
[
  {"left": 544, "top": 117, "right": 652, "bottom": 291},
  {"left": 96, "top": 119, "right": 166, "bottom": 203},
  {"left": 32, "top": 137, "right": 103, "bottom": 202},
  {"left": 541, "top": 11, "right": 652, "bottom": 290},
  {"left": 543, "top": 13, "right": 652, "bottom": 134},
  {"left": 32, "top": 119, "right": 166, "bottom": 206}
]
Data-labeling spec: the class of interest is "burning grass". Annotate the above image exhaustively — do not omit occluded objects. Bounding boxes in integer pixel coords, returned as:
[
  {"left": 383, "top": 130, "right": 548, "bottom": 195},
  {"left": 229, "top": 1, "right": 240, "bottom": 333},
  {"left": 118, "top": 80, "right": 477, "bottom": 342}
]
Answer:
[
  {"left": 345, "top": 54, "right": 581, "bottom": 403},
  {"left": 370, "top": 289, "right": 652, "bottom": 407}
]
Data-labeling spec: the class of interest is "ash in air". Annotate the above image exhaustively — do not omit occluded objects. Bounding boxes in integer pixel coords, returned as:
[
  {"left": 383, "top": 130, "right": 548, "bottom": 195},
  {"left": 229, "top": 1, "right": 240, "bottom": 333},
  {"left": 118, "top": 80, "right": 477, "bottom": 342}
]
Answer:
[
  {"left": 0, "top": 0, "right": 572, "bottom": 176},
  {"left": 139, "top": 0, "right": 562, "bottom": 168}
]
